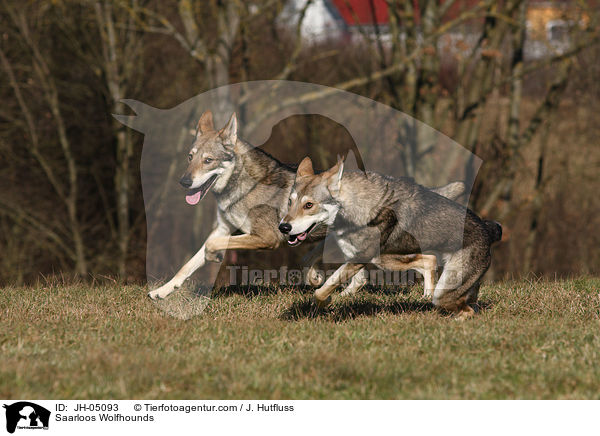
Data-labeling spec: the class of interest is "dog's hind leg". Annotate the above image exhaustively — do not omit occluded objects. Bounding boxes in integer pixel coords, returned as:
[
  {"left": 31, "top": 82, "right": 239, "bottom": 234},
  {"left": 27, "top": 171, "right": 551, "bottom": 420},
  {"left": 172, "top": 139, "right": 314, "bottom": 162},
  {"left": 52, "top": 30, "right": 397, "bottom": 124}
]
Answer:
[
  {"left": 432, "top": 247, "right": 489, "bottom": 319},
  {"left": 455, "top": 282, "right": 480, "bottom": 320},
  {"left": 372, "top": 254, "right": 438, "bottom": 299}
]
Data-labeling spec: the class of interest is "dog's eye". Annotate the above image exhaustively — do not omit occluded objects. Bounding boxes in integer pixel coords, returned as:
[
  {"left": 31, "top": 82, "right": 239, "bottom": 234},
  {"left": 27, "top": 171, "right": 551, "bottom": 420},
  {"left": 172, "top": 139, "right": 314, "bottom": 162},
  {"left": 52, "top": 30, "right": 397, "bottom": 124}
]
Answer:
[
  {"left": 288, "top": 198, "right": 292, "bottom": 206},
  {"left": 204, "top": 158, "right": 213, "bottom": 164},
  {"left": 188, "top": 154, "right": 193, "bottom": 162},
  {"left": 304, "top": 202, "right": 313, "bottom": 209}
]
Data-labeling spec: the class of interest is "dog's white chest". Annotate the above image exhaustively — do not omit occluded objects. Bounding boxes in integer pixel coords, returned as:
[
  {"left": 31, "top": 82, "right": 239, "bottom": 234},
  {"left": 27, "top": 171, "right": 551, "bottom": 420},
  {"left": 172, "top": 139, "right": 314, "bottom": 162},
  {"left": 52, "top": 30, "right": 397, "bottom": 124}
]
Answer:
[{"left": 222, "top": 205, "right": 252, "bottom": 233}]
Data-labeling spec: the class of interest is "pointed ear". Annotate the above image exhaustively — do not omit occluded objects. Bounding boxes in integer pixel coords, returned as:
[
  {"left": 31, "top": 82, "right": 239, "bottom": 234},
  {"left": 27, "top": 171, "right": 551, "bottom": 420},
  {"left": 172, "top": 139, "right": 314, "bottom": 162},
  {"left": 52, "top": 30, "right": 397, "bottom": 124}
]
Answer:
[
  {"left": 326, "top": 155, "right": 345, "bottom": 193},
  {"left": 297, "top": 157, "right": 314, "bottom": 177},
  {"left": 219, "top": 112, "right": 238, "bottom": 146},
  {"left": 197, "top": 110, "right": 214, "bottom": 134}
]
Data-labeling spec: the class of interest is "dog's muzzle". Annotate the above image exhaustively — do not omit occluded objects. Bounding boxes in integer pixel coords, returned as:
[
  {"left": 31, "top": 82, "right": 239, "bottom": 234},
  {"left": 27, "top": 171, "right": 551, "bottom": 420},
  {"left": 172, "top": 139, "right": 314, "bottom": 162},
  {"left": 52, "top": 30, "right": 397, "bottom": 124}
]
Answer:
[
  {"left": 184, "top": 174, "right": 219, "bottom": 205},
  {"left": 285, "top": 223, "right": 316, "bottom": 247},
  {"left": 279, "top": 222, "right": 292, "bottom": 234},
  {"left": 179, "top": 176, "right": 193, "bottom": 188}
]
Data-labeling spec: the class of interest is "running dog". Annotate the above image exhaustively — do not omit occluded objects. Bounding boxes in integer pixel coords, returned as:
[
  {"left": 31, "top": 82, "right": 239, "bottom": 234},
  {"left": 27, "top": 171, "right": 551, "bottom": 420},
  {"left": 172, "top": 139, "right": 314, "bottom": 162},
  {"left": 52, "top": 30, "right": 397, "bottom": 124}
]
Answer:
[
  {"left": 280, "top": 156, "right": 502, "bottom": 319},
  {"left": 148, "top": 111, "right": 466, "bottom": 299}
]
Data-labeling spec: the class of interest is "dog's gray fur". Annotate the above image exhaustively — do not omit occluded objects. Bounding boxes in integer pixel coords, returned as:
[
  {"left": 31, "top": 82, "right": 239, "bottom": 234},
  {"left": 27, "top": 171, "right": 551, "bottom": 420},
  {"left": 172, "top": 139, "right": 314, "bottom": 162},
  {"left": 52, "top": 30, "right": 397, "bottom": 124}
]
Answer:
[
  {"left": 149, "top": 111, "right": 466, "bottom": 299},
  {"left": 281, "top": 156, "right": 502, "bottom": 318}
]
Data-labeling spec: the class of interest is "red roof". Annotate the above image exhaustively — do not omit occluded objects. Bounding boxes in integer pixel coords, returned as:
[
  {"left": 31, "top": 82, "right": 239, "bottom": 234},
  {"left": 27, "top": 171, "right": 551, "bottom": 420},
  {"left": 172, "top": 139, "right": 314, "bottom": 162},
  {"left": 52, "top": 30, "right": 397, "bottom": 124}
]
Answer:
[
  {"left": 329, "top": 0, "right": 485, "bottom": 26},
  {"left": 330, "top": 0, "right": 389, "bottom": 25}
]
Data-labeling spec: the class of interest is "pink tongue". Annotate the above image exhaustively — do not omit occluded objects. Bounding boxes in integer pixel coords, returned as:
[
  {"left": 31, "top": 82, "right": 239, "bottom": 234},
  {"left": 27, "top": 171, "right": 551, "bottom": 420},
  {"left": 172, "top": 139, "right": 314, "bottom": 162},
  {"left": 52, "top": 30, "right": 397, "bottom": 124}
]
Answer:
[
  {"left": 185, "top": 191, "right": 202, "bottom": 205},
  {"left": 297, "top": 232, "right": 307, "bottom": 241}
]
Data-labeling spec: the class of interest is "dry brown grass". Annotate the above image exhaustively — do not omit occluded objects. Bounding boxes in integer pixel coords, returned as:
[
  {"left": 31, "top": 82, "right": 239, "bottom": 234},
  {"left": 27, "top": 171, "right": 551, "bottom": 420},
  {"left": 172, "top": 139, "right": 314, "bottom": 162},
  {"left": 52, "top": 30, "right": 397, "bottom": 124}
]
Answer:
[{"left": 1, "top": 278, "right": 599, "bottom": 399}]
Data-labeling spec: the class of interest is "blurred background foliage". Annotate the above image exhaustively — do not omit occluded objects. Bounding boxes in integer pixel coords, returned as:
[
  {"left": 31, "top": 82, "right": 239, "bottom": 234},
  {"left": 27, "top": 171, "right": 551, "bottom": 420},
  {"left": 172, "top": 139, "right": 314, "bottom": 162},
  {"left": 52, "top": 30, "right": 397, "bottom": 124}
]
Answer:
[{"left": 0, "top": 0, "right": 599, "bottom": 285}]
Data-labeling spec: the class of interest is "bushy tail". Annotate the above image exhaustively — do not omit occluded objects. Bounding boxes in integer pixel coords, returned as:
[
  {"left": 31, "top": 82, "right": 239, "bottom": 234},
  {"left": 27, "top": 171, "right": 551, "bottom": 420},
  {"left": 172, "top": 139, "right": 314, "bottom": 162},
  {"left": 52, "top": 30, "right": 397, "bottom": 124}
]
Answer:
[{"left": 484, "top": 220, "right": 502, "bottom": 243}]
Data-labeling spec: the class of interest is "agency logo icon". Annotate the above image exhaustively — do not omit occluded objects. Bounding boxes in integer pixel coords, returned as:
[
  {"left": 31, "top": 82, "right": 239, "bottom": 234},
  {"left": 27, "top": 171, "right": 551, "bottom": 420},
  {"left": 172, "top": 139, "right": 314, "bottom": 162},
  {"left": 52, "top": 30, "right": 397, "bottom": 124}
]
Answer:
[{"left": 2, "top": 402, "right": 50, "bottom": 434}]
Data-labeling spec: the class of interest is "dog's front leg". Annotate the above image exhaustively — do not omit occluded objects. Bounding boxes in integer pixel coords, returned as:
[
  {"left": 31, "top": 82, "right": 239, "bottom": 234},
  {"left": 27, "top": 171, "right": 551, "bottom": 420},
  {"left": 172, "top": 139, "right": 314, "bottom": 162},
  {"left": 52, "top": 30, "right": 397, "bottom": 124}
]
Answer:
[
  {"left": 148, "top": 245, "right": 208, "bottom": 300},
  {"left": 302, "top": 240, "right": 326, "bottom": 286},
  {"left": 204, "top": 243, "right": 225, "bottom": 263},
  {"left": 314, "top": 262, "right": 365, "bottom": 307},
  {"left": 339, "top": 267, "right": 368, "bottom": 296},
  {"left": 205, "top": 233, "right": 280, "bottom": 253},
  {"left": 148, "top": 225, "right": 230, "bottom": 300}
]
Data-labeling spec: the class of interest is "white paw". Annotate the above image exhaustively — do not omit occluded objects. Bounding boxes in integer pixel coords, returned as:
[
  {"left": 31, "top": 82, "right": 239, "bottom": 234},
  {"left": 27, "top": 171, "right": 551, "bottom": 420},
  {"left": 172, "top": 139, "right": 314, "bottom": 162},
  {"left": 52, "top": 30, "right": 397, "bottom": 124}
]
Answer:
[
  {"left": 423, "top": 289, "right": 433, "bottom": 299},
  {"left": 307, "top": 269, "right": 324, "bottom": 287},
  {"left": 148, "top": 284, "right": 175, "bottom": 300}
]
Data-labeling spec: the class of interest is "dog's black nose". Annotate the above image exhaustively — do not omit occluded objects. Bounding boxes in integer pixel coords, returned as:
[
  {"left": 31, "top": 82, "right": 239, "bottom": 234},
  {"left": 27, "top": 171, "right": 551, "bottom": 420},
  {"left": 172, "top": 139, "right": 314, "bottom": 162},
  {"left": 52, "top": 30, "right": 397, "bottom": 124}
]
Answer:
[
  {"left": 179, "top": 176, "right": 193, "bottom": 188},
  {"left": 279, "top": 222, "right": 292, "bottom": 234}
]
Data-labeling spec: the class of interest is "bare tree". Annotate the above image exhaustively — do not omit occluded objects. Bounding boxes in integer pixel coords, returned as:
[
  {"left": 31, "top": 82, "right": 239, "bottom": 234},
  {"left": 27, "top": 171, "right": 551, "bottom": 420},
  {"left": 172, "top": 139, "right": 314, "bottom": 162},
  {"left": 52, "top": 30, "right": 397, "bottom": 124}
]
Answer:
[
  {"left": 0, "top": 1, "right": 87, "bottom": 275},
  {"left": 1, "top": 0, "right": 599, "bottom": 283},
  {"left": 93, "top": 0, "right": 145, "bottom": 279}
]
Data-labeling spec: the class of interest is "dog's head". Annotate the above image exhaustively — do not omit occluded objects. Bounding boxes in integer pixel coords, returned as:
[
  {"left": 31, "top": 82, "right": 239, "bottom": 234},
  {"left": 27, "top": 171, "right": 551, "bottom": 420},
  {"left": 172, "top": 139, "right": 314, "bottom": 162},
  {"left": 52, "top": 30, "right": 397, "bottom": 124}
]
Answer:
[
  {"left": 180, "top": 111, "right": 238, "bottom": 205},
  {"left": 279, "top": 156, "right": 344, "bottom": 246}
]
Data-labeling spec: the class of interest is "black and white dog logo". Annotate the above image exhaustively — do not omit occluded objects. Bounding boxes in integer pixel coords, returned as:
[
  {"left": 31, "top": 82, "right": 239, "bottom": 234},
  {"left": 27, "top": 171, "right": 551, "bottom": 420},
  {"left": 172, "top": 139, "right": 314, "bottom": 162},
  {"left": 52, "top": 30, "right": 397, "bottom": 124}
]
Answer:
[{"left": 3, "top": 402, "right": 50, "bottom": 434}]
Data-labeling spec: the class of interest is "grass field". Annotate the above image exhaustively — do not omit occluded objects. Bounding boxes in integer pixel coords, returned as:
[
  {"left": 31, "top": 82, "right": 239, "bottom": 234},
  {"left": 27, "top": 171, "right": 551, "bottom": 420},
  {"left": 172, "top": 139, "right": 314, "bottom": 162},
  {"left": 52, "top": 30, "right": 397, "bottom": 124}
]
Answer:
[{"left": 1, "top": 278, "right": 599, "bottom": 399}]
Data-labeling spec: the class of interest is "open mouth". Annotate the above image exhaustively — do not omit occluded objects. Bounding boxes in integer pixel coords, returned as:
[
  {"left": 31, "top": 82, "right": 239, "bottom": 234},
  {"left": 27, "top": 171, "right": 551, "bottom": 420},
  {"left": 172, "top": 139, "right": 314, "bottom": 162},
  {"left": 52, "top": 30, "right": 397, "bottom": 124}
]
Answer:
[
  {"left": 287, "top": 223, "right": 317, "bottom": 246},
  {"left": 185, "top": 175, "right": 218, "bottom": 205}
]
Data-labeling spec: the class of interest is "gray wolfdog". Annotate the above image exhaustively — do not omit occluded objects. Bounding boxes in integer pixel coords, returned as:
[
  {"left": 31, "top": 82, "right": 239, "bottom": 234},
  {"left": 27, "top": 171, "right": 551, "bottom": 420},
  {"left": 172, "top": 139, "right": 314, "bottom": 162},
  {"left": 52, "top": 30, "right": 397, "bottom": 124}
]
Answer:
[
  {"left": 148, "top": 111, "right": 466, "bottom": 299},
  {"left": 279, "top": 156, "right": 502, "bottom": 319}
]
